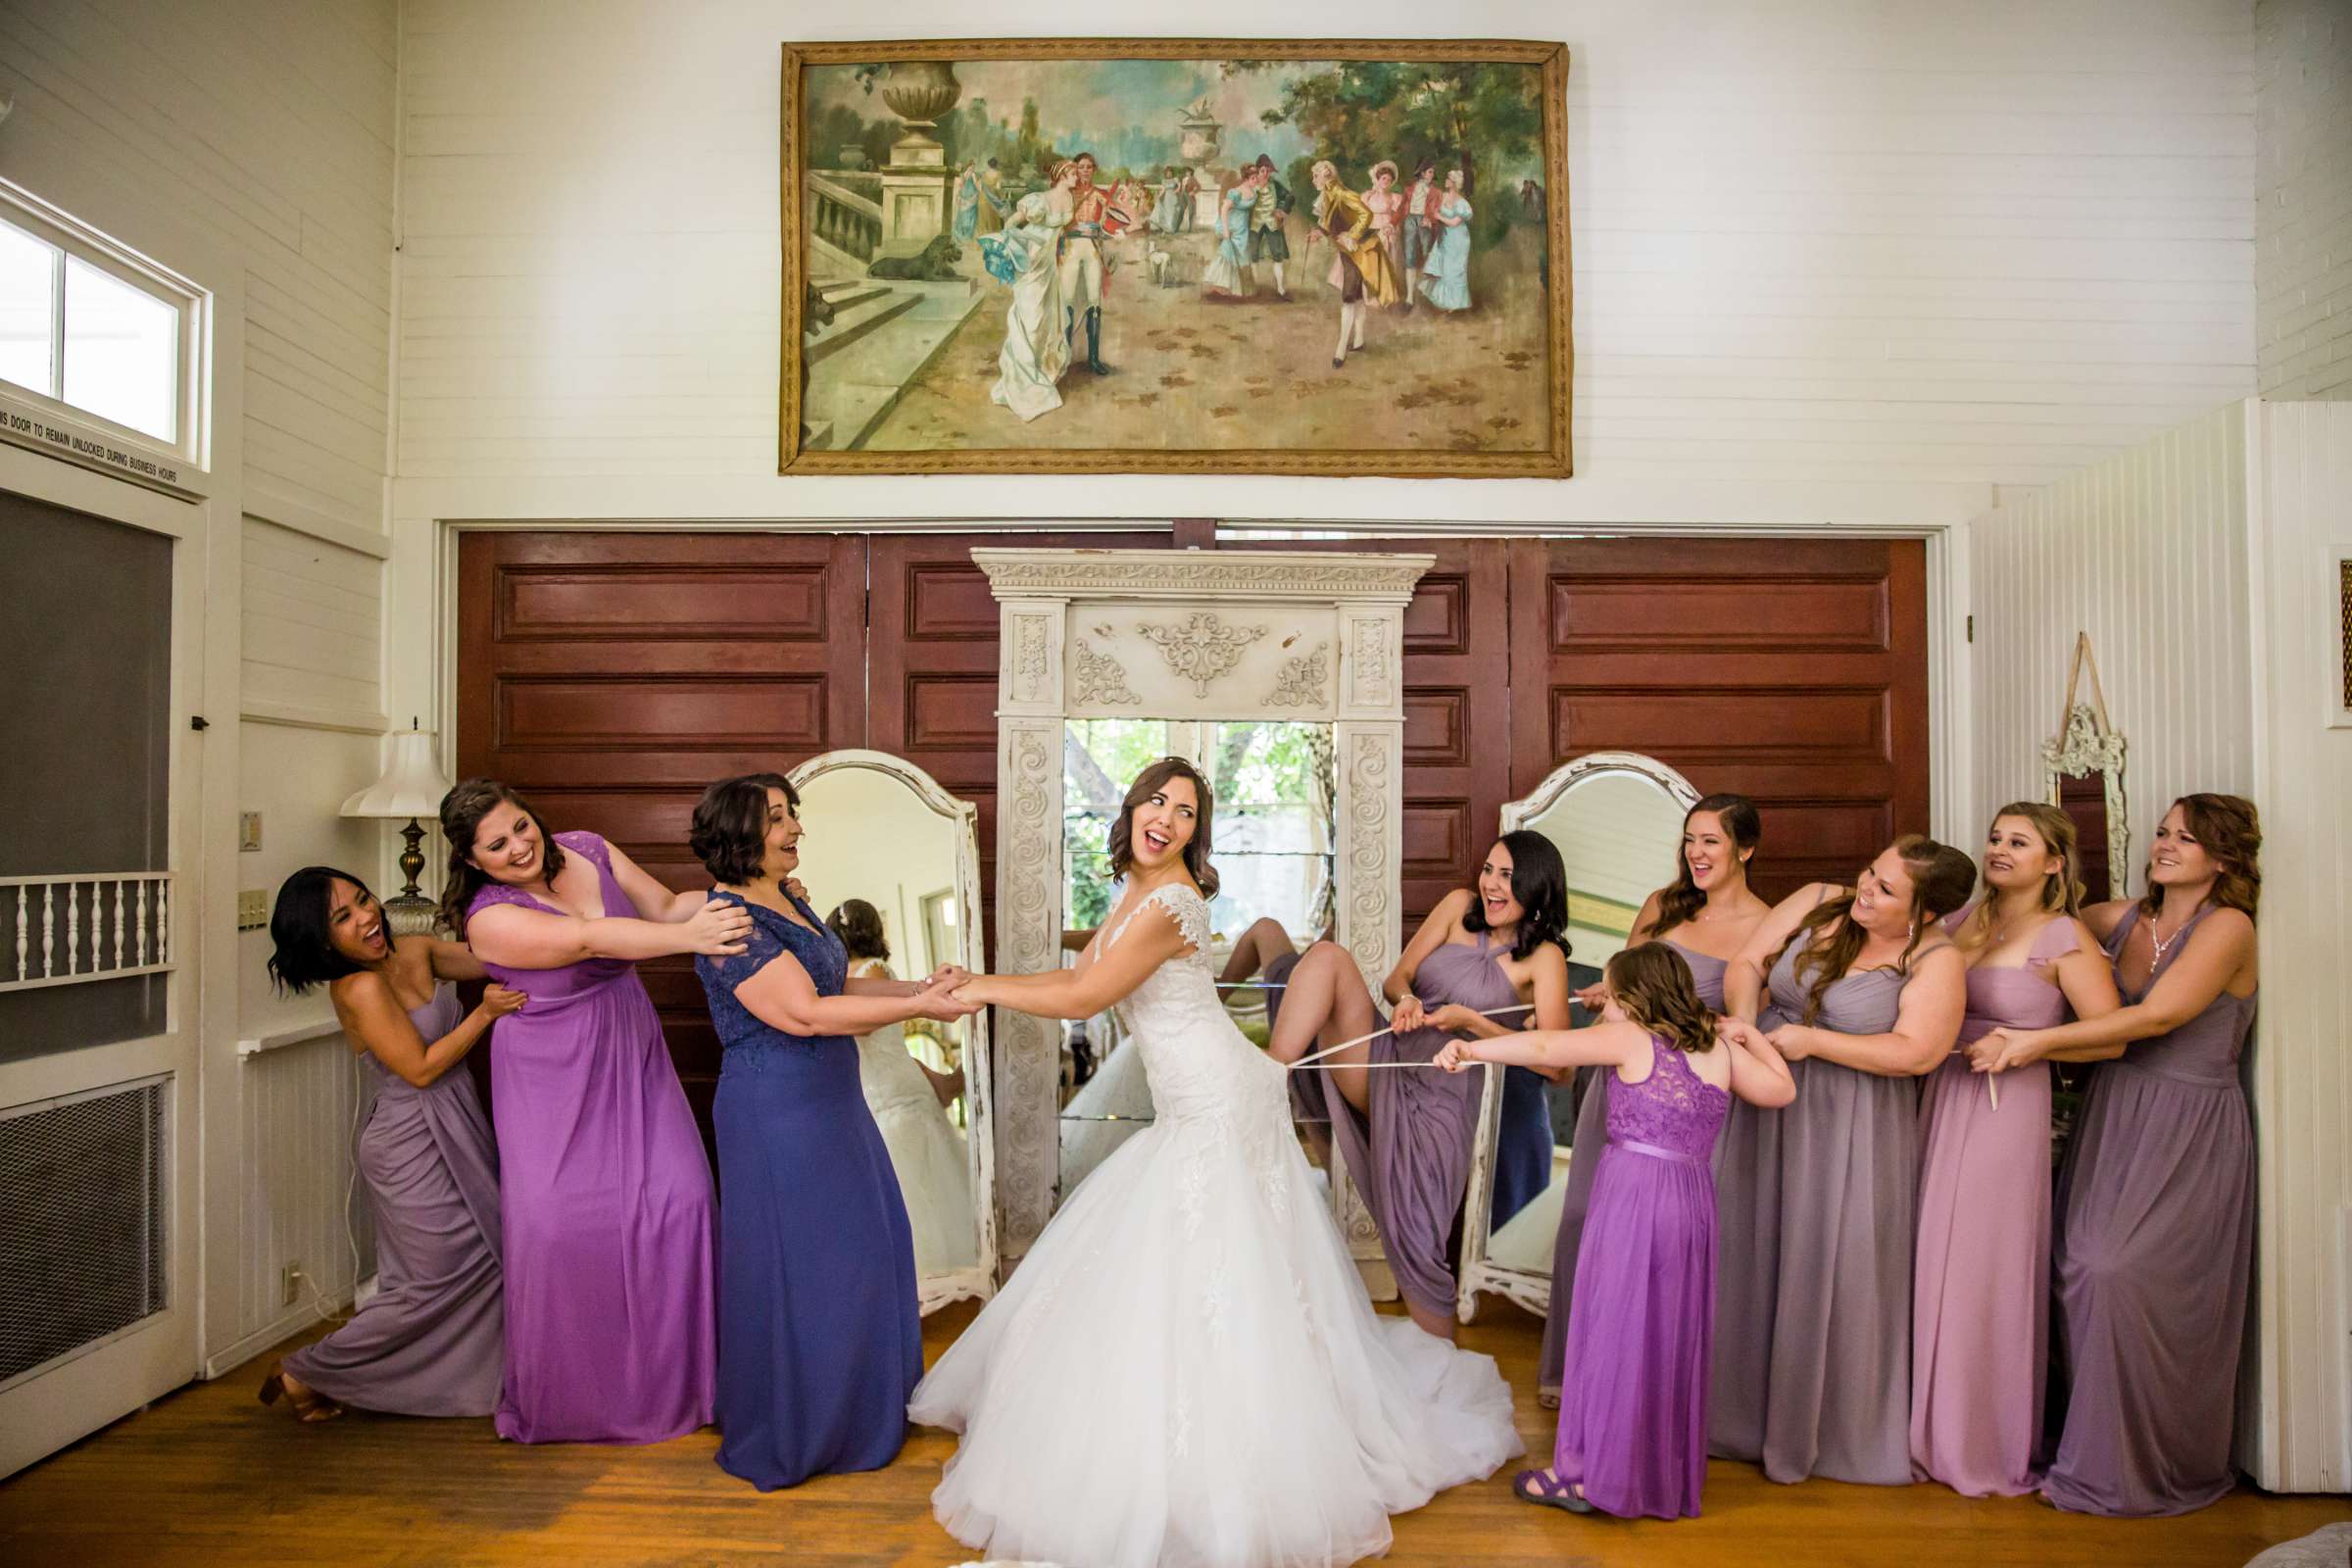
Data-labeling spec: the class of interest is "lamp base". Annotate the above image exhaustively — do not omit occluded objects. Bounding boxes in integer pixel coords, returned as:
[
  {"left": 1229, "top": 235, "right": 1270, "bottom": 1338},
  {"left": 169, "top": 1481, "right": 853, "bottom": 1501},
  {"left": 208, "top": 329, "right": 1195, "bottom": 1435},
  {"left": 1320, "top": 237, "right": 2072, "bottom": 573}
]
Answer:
[{"left": 381, "top": 892, "right": 442, "bottom": 939}]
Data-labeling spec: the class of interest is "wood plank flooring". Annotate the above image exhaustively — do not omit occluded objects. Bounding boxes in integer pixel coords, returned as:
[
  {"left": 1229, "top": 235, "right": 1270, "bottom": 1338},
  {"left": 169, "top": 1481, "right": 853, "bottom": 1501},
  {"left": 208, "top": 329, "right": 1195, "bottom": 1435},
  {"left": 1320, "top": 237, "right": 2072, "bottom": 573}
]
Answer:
[{"left": 1, "top": 1300, "right": 2342, "bottom": 1566}]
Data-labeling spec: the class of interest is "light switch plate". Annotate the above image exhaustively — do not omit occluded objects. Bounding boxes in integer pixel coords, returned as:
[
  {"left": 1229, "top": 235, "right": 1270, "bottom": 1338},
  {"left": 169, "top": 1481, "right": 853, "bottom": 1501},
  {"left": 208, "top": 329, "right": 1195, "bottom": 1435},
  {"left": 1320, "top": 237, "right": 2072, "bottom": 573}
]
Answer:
[
  {"left": 237, "top": 889, "right": 269, "bottom": 930},
  {"left": 239, "top": 812, "right": 263, "bottom": 852}
]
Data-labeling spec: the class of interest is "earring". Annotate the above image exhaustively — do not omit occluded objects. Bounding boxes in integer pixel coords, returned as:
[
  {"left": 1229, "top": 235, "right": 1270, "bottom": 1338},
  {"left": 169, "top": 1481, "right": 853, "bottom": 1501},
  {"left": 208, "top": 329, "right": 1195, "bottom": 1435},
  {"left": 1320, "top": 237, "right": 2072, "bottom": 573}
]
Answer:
[{"left": 1907, "top": 919, "right": 1918, "bottom": 940}]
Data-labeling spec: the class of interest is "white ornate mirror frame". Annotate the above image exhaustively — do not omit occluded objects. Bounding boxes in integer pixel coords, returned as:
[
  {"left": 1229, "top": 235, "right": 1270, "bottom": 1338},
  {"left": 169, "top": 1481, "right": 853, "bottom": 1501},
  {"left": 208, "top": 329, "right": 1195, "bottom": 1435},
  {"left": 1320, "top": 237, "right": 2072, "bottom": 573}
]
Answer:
[
  {"left": 978, "top": 547, "right": 1433, "bottom": 1267},
  {"left": 785, "top": 747, "right": 998, "bottom": 1313},
  {"left": 2039, "top": 631, "right": 2131, "bottom": 898},
  {"left": 1456, "top": 749, "right": 1699, "bottom": 1321}
]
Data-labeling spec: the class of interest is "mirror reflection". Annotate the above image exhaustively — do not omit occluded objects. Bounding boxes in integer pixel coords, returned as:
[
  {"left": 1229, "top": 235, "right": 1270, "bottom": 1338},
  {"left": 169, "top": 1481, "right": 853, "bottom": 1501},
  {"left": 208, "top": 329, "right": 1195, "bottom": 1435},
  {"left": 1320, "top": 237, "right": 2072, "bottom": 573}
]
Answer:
[
  {"left": 1056, "top": 718, "right": 1338, "bottom": 1199},
  {"left": 792, "top": 763, "right": 979, "bottom": 1278},
  {"left": 1484, "top": 765, "right": 1692, "bottom": 1279}
]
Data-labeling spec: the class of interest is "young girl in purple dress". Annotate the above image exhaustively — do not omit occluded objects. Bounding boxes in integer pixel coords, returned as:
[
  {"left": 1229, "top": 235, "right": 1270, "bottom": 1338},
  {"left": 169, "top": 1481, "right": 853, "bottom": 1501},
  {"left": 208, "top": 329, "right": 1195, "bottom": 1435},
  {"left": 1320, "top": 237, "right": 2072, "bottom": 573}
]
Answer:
[{"left": 1439, "top": 943, "right": 1795, "bottom": 1519}]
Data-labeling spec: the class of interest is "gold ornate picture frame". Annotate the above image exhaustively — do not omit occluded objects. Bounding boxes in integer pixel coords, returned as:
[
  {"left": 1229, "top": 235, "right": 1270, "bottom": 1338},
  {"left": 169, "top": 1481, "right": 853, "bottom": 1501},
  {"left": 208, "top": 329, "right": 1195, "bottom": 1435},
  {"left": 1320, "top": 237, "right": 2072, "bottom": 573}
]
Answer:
[{"left": 780, "top": 38, "right": 1572, "bottom": 477}]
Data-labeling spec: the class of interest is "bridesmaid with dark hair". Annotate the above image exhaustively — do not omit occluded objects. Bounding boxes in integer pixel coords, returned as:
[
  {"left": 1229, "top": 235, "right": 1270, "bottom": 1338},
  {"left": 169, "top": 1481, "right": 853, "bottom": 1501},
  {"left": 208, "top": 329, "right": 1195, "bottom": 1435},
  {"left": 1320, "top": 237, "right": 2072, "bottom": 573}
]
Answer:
[
  {"left": 257, "top": 866, "right": 518, "bottom": 1423},
  {"left": 1912, "top": 803, "right": 2120, "bottom": 1496},
  {"left": 1971, "top": 794, "right": 2261, "bottom": 1516},
  {"left": 1540, "top": 792, "right": 1769, "bottom": 1407},
  {"left": 440, "top": 777, "right": 752, "bottom": 1445},
  {"left": 1713, "top": 834, "right": 1974, "bottom": 1485},
  {"left": 692, "top": 772, "right": 976, "bottom": 1490},
  {"left": 1268, "top": 830, "right": 1573, "bottom": 1341}
]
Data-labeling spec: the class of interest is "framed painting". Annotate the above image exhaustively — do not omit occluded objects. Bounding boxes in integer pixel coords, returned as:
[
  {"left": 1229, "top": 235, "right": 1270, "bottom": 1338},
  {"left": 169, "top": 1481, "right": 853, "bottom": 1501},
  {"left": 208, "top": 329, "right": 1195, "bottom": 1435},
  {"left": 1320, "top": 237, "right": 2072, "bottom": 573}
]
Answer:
[{"left": 780, "top": 38, "right": 1571, "bottom": 477}]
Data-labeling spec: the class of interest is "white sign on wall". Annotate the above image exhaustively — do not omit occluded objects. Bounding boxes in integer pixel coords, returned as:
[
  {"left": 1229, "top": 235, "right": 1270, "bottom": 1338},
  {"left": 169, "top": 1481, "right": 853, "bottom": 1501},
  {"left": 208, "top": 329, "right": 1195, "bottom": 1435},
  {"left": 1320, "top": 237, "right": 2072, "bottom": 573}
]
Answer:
[{"left": 0, "top": 389, "right": 202, "bottom": 498}]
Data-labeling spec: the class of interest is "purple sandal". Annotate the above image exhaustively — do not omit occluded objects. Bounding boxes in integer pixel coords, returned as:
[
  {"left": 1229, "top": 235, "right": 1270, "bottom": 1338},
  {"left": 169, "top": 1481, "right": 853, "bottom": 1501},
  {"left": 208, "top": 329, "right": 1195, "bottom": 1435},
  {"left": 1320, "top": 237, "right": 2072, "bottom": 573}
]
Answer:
[{"left": 1513, "top": 1467, "right": 1593, "bottom": 1514}]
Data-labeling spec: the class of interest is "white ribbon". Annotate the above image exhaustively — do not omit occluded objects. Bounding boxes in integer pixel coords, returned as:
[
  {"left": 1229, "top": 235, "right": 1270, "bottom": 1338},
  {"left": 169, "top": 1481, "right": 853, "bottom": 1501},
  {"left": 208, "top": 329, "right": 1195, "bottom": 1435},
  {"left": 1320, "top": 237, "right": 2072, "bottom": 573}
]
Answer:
[{"left": 1283, "top": 1003, "right": 1536, "bottom": 1071}]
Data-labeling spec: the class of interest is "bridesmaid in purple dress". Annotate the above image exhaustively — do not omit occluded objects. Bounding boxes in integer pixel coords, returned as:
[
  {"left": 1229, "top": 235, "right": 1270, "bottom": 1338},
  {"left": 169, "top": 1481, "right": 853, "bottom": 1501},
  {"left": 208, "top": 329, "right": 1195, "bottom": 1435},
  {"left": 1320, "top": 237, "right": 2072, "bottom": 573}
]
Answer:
[
  {"left": 1911, "top": 803, "right": 2119, "bottom": 1495},
  {"left": 439, "top": 779, "right": 754, "bottom": 1445},
  {"left": 1714, "top": 835, "right": 1974, "bottom": 1485},
  {"left": 258, "top": 866, "right": 516, "bottom": 1422},
  {"left": 1270, "top": 831, "right": 1574, "bottom": 1340},
  {"left": 1970, "top": 794, "right": 2261, "bottom": 1516},
  {"left": 1439, "top": 943, "right": 1794, "bottom": 1518},
  {"left": 1541, "top": 793, "right": 1769, "bottom": 1408}
]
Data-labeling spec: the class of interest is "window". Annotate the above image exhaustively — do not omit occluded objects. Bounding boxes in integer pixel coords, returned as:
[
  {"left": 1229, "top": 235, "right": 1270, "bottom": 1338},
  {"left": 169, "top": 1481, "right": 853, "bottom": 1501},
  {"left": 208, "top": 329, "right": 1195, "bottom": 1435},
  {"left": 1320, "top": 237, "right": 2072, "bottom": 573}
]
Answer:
[{"left": 0, "top": 205, "right": 190, "bottom": 450}]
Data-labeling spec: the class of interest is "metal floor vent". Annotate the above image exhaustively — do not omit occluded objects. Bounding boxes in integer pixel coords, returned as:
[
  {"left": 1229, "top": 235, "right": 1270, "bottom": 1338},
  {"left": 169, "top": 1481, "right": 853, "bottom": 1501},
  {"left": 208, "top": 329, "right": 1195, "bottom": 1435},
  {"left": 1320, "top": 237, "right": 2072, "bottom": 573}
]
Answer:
[{"left": 0, "top": 1077, "right": 169, "bottom": 1387}]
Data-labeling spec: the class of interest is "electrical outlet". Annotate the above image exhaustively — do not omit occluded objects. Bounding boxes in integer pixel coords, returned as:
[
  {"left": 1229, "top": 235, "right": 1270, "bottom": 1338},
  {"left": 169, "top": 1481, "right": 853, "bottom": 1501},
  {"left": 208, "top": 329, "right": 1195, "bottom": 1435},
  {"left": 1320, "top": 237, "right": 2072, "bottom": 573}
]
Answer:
[
  {"left": 239, "top": 811, "right": 263, "bottom": 852},
  {"left": 237, "top": 889, "right": 269, "bottom": 930},
  {"left": 281, "top": 1263, "right": 301, "bottom": 1307}
]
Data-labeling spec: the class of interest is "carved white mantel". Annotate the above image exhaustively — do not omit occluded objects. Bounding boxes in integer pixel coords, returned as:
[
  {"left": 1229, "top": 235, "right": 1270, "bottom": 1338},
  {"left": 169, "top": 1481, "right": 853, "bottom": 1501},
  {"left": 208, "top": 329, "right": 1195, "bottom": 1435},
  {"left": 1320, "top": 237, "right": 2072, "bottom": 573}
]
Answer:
[{"left": 978, "top": 548, "right": 1432, "bottom": 1265}]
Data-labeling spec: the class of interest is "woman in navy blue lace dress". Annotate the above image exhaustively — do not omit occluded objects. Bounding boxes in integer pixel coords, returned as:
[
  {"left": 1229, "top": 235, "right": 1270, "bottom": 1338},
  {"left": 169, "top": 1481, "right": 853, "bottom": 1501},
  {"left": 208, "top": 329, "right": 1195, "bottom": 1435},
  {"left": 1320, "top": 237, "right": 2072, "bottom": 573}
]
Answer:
[{"left": 689, "top": 771, "right": 977, "bottom": 1491}]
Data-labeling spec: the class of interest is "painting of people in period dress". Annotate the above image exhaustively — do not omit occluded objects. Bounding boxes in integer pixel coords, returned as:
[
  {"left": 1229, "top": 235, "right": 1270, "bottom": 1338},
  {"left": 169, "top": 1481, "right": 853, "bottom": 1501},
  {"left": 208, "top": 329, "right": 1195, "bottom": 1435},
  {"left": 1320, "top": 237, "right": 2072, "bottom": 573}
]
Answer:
[{"left": 782, "top": 40, "right": 1570, "bottom": 476}]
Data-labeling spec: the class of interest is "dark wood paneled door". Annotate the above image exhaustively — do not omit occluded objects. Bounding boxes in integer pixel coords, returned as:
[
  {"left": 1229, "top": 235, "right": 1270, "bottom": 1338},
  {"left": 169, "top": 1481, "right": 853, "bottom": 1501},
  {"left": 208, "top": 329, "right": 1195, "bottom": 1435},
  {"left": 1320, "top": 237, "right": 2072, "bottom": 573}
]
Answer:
[
  {"left": 455, "top": 531, "right": 868, "bottom": 1145},
  {"left": 1506, "top": 536, "right": 1931, "bottom": 901},
  {"left": 1220, "top": 537, "right": 1514, "bottom": 929},
  {"left": 456, "top": 528, "right": 1174, "bottom": 1148},
  {"left": 867, "top": 531, "right": 1168, "bottom": 956}
]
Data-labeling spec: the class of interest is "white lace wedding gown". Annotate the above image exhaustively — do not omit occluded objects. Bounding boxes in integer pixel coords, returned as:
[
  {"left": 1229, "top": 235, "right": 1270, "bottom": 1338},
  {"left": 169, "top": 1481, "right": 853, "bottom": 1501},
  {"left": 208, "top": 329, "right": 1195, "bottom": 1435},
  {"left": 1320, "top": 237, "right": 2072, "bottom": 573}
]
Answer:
[
  {"left": 909, "top": 883, "right": 1521, "bottom": 1568},
  {"left": 849, "top": 957, "right": 976, "bottom": 1275}
]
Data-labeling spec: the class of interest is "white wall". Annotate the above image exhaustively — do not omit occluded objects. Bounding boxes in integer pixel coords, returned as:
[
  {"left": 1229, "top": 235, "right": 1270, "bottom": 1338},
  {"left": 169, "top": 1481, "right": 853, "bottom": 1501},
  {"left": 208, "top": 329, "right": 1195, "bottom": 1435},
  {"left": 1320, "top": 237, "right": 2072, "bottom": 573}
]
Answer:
[
  {"left": 2255, "top": 0, "right": 2352, "bottom": 400},
  {"left": 2244, "top": 398, "right": 2352, "bottom": 1492},
  {"left": 0, "top": 0, "right": 401, "bottom": 1372},
  {"left": 389, "top": 0, "right": 2256, "bottom": 530},
  {"left": 1968, "top": 401, "right": 2253, "bottom": 847}
]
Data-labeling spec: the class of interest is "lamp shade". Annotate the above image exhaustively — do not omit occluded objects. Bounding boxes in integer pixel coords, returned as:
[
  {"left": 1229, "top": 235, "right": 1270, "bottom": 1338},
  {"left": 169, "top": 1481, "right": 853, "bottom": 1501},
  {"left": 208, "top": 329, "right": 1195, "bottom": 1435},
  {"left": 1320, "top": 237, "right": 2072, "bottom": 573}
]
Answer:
[{"left": 341, "top": 727, "right": 455, "bottom": 819}]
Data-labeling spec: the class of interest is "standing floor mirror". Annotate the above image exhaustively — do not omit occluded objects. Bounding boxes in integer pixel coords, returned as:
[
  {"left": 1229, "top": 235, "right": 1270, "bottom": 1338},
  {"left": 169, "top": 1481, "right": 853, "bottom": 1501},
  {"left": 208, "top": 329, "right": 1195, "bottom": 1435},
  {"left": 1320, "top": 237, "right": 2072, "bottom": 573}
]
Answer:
[
  {"left": 1455, "top": 750, "right": 1698, "bottom": 1320},
  {"left": 786, "top": 748, "right": 996, "bottom": 1312}
]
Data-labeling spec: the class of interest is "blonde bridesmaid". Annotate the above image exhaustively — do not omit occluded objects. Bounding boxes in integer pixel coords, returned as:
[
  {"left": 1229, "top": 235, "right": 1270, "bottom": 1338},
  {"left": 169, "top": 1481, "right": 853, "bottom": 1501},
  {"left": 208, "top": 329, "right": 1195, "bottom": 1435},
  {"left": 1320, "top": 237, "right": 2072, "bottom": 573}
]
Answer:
[{"left": 1911, "top": 804, "right": 2118, "bottom": 1494}]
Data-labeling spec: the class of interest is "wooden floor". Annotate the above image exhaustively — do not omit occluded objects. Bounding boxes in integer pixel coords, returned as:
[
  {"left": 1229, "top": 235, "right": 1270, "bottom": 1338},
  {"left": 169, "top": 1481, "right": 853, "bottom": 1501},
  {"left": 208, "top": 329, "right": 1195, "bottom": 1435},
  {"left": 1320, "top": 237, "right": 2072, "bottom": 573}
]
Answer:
[{"left": 2, "top": 1300, "right": 2343, "bottom": 1567}]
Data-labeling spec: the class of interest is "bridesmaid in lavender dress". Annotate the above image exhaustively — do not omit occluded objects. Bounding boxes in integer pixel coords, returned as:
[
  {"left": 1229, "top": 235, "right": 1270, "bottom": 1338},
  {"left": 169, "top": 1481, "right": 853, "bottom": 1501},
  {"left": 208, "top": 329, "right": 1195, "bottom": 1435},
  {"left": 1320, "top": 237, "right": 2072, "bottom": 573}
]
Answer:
[
  {"left": 1270, "top": 831, "right": 1573, "bottom": 1341},
  {"left": 1439, "top": 943, "right": 1794, "bottom": 1519},
  {"left": 439, "top": 778, "right": 753, "bottom": 1445},
  {"left": 1714, "top": 835, "right": 1974, "bottom": 1484},
  {"left": 259, "top": 866, "right": 516, "bottom": 1422},
  {"left": 1541, "top": 793, "right": 1769, "bottom": 1407},
  {"left": 1912, "top": 804, "right": 2118, "bottom": 1495},
  {"left": 1971, "top": 794, "right": 2261, "bottom": 1516}
]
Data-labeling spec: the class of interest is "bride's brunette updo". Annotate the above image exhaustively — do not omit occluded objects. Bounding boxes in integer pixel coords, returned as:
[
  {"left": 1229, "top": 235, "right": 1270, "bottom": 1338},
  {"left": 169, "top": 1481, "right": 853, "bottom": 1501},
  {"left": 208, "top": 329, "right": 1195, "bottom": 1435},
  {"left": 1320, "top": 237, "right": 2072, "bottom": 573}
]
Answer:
[{"left": 1106, "top": 756, "right": 1220, "bottom": 898}]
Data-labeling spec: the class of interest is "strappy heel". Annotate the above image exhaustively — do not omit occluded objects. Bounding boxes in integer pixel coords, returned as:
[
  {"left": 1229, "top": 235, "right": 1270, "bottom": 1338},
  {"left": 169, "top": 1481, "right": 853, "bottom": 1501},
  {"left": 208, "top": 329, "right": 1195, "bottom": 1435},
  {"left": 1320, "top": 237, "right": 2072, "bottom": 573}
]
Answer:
[{"left": 259, "top": 1363, "right": 342, "bottom": 1423}]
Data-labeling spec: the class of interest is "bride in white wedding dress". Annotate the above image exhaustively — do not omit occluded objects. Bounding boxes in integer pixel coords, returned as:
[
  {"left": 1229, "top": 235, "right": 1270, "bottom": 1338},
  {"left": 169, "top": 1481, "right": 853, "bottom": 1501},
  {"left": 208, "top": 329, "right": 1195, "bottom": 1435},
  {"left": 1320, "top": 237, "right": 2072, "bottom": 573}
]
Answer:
[{"left": 912, "top": 757, "right": 1521, "bottom": 1568}]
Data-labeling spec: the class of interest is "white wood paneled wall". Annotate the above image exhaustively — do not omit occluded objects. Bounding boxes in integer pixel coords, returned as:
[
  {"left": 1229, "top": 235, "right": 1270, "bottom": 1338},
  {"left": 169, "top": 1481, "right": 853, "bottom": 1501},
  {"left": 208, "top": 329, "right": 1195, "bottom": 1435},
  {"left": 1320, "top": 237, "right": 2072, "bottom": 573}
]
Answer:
[
  {"left": 0, "top": 0, "right": 399, "bottom": 534},
  {"left": 1968, "top": 402, "right": 2254, "bottom": 843},
  {"left": 394, "top": 0, "right": 2256, "bottom": 513},
  {"left": 222, "top": 1033, "right": 377, "bottom": 1374},
  {"left": 2255, "top": 0, "right": 2352, "bottom": 401},
  {"left": 0, "top": 1, "right": 400, "bottom": 1377},
  {"left": 2245, "top": 399, "right": 2352, "bottom": 1493},
  {"left": 242, "top": 516, "right": 390, "bottom": 734}
]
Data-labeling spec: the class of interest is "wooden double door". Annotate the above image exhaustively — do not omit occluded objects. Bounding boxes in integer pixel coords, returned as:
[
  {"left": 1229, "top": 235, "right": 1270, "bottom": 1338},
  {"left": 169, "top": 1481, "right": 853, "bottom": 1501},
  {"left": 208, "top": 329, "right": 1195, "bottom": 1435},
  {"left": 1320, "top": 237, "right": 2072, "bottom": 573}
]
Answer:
[{"left": 457, "top": 529, "right": 1929, "bottom": 1144}]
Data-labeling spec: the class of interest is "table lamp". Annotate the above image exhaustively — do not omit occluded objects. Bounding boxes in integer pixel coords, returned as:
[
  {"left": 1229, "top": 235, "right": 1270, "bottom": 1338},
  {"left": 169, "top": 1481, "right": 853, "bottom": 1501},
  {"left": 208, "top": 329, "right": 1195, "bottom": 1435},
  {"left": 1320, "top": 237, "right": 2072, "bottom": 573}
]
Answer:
[{"left": 340, "top": 718, "right": 455, "bottom": 937}]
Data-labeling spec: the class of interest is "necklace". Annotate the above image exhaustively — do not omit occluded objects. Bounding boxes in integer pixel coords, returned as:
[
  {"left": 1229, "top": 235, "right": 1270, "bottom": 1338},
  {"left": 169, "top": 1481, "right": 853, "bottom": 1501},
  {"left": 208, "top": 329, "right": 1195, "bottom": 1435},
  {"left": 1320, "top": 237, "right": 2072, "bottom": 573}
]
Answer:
[{"left": 2148, "top": 902, "right": 2202, "bottom": 965}]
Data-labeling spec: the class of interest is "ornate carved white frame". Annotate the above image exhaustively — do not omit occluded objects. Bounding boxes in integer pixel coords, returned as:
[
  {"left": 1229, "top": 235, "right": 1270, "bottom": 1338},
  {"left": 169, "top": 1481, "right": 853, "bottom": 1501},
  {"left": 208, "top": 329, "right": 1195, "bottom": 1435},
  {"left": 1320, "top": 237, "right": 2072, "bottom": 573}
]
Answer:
[
  {"left": 2038, "top": 632, "right": 2132, "bottom": 898},
  {"left": 1456, "top": 749, "right": 1699, "bottom": 1322},
  {"left": 978, "top": 547, "right": 1433, "bottom": 1266},
  {"left": 785, "top": 747, "right": 997, "bottom": 1313}
]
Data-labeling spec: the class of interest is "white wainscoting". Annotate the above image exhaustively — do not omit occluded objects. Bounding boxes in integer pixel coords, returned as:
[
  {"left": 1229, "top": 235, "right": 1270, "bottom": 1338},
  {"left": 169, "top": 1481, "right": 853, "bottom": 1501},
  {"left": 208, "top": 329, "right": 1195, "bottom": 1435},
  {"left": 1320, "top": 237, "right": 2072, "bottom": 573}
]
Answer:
[{"left": 211, "top": 1030, "right": 376, "bottom": 1379}]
